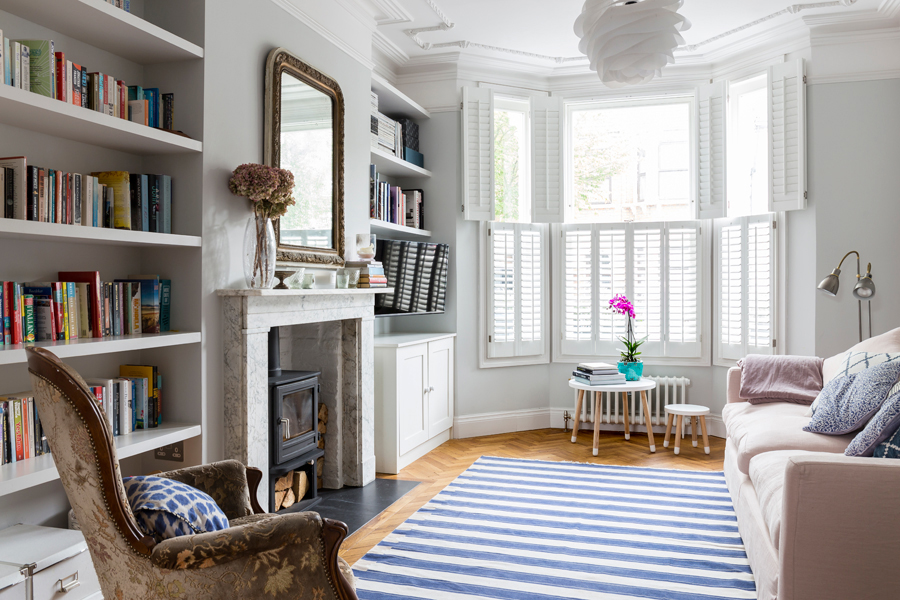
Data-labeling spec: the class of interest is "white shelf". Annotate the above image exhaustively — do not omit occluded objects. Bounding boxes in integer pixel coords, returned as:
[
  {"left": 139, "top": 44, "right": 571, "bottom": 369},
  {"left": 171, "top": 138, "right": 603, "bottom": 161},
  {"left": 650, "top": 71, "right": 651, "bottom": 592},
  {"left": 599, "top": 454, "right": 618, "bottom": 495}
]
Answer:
[
  {"left": 0, "top": 0, "right": 203, "bottom": 64},
  {"left": 0, "top": 84, "right": 202, "bottom": 155},
  {"left": 370, "top": 219, "right": 431, "bottom": 237},
  {"left": 0, "top": 332, "right": 201, "bottom": 366},
  {"left": 0, "top": 219, "right": 201, "bottom": 248},
  {"left": 0, "top": 422, "right": 202, "bottom": 498},
  {"left": 218, "top": 288, "right": 390, "bottom": 297},
  {"left": 371, "top": 147, "right": 432, "bottom": 179},
  {"left": 371, "top": 74, "right": 430, "bottom": 120}
]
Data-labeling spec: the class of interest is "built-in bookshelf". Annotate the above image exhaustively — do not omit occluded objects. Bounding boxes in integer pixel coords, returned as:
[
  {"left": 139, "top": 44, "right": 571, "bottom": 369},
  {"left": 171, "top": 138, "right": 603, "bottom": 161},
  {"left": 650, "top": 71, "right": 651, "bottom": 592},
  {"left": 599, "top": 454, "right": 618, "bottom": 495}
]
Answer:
[
  {"left": 370, "top": 75, "right": 432, "bottom": 237},
  {"left": 0, "top": 0, "right": 204, "bottom": 514}
]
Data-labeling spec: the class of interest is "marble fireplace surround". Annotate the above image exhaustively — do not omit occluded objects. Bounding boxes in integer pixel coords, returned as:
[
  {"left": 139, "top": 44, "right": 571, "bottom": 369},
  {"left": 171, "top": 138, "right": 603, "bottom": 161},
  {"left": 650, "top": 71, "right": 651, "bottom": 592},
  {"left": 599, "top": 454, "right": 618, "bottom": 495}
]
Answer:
[{"left": 218, "top": 288, "right": 384, "bottom": 508}]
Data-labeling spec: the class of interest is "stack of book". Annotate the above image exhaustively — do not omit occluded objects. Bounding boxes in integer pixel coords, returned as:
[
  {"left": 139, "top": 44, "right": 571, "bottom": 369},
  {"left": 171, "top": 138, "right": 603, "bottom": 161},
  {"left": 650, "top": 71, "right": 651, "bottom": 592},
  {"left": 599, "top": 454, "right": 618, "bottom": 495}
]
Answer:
[
  {"left": 346, "top": 261, "right": 387, "bottom": 288},
  {"left": 0, "top": 33, "right": 175, "bottom": 130},
  {"left": 0, "top": 392, "right": 49, "bottom": 465},
  {"left": 1, "top": 272, "right": 170, "bottom": 346},
  {"left": 369, "top": 164, "right": 425, "bottom": 229},
  {"left": 0, "top": 159, "right": 173, "bottom": 233},
  {"left": 86, "top": 363, "right": 162, "bottom": 438},
  {"left": 369, "top": 91, "right": 424, "bottom": 167},
  {"left": 572, "top": 362, "right": 627, "bottom": 386}
]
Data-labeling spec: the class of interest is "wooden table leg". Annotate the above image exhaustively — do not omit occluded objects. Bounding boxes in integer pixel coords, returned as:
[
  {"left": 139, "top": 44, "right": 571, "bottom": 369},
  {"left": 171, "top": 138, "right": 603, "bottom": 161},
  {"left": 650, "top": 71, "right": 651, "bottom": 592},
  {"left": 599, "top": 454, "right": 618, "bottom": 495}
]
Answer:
[
  {"left": 640, "top": 391, "right": 656, "bottom": 453},
  {"left": 691, "top": 416, "right": 699, "bottom": 448},
  {"left": 664, "top": 413, "right": 674, "bottom": 448},
  {"left": 572, "top": 389, "right": 584, "bottom": 443},
  {"left": 674, "top": 415, "right": 684, "bottom": 455},
  {"left": 700, "top": 415, "right": 711, "bottom": 455},
  {"left": 622, "top": 392, "right": 630, "bottom": 440},
  {"left": 592, "top": 392, "right": 601, "bottom": 456}
]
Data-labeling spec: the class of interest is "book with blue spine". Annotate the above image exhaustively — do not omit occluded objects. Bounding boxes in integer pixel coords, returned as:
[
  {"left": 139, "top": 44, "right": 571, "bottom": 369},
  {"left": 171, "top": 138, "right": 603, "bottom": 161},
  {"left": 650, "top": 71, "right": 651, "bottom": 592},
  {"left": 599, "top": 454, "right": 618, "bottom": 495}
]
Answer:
[{"left": 143, "top": 88, "right": 160, "bottom": 128}]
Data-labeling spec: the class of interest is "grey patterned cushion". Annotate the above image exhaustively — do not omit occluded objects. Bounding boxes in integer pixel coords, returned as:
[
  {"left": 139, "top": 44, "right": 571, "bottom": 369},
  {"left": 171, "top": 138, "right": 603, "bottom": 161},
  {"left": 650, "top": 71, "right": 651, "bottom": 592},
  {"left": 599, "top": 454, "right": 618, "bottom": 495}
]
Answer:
[
  {"left": 873, "top": 425, "right": 900, "bottom": 458},
  {"left": 804, "top": 361, "right": 900, "bottom": 436},
  {"left": 846, "top": 392, "right": 900, "bottom": 456},
  {"left": 812, "top": 352, "right": 900, "bottom": 414}
]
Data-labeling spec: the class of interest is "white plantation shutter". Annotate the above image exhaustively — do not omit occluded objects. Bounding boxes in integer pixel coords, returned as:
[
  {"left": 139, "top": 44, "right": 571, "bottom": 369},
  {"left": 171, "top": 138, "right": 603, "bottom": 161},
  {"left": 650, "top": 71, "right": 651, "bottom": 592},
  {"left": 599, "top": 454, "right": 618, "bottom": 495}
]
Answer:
[
  {"left": 531, "top": 95, "right": 565, "bottom": 223},
  {"left": 630, "top": 225, "right": 663, "bottom": 357},
  {"left": 768, "top": 59, "right": 806, "bottom": 212},
  {"left": 715, "top": 215, "right": 776, "bottom": 363},
  {"left": 666, "top": 222, "right": 702, "bottom": 357},
  {"left": 595, "top": 225, "right": 628, "bottom": 355},
  {"left": 561, "top": 225, "right": 594, "bottom": 355},
  {"left": 557, "top": 222, "right": 705, "bottom": 360},
  {"left": 747, "top": 216, "right": 774, "bottom": 354},
  {"left": 462, "top": 87, "right": 495, "bottom": 221},
  {"left": 485, "top": 223, "right": 548, "bottom": 361},
  {"left": 696, "top": 81, "right": 727, "bottom": 219}
]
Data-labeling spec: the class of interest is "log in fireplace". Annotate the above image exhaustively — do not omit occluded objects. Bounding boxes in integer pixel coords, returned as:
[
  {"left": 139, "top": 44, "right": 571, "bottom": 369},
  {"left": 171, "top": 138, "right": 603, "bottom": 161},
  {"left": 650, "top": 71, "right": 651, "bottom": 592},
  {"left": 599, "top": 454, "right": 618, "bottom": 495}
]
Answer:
[{"left": 267, "top": 328, "right": 324, "bottom": 513}]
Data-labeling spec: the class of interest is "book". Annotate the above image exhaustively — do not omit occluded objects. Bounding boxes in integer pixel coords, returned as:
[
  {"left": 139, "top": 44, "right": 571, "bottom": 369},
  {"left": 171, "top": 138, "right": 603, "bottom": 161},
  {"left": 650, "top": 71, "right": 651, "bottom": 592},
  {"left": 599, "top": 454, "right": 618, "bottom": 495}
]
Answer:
[
  {"left": 160, "top": 175, "right": 172, "bottom": 233},
  {"left": 116, "top": 378, "right": 132, "bottom": 435},
  {"left": 127, "top": 282, "right": 141, "bottom": 334},
  {"left": 129, "top": 173, "right": 147, "bottom": 231},
  {"left": 120, "top": 366, "right": 154, "bottom": 429},
  {"left": 86, "top": 378, "right": 117, "bottom": 435},
  {"left": 162, "top": 93, "right": 174, "bottom": 130},
  {"left": 159, "top": 279, "right": 171, "bottom": 332},
  {"left": 33, "top": 298, "right": 55, "bottom": 342},
  {"left": 54, "top": 51, "right": 66, "bottom": 102},
  {"left": 147, "top": 174, "right": 160, "bottom": 232},
  {"left": 0, "top": 157, "right": 26, "bottom": 220},
  {"left": 571, "top": 370, "right": 626, "bottom": 383},
  {"left": 19, "top": 43, "right": 30, "bottom": 92},
  {"left": 117, "top": 276, "right": 159, "bottom": 333},
  {"left": 71, "top": 62, "right": 83, "bottom": 106},
  {"left": 92, "top": 171, "right": 131, "bottom": 229},
  {"left": 58, "top": 272, "right": 102, "bottom": 337},
  {"left": 128, "top": 99, "right": 147, "bottom": 126},
  {"left": 22, "top": 295, "right": 35, "bottom": 343},
  {"left": 16, "top": 41, "right": 53, "bottom": 96},
  {"left": 143, "top": 88, "right": 160, "bottom": 128},
  {"left": 577, "top": 362, "right": 620, "bottom": 374}
]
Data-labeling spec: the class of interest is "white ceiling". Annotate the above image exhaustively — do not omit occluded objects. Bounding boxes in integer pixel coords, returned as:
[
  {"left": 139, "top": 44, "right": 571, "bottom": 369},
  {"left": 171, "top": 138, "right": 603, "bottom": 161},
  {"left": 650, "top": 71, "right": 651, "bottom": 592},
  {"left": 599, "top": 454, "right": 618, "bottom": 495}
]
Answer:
[{"left": 369, "top": 0, "right": 888, "bottom": 66}]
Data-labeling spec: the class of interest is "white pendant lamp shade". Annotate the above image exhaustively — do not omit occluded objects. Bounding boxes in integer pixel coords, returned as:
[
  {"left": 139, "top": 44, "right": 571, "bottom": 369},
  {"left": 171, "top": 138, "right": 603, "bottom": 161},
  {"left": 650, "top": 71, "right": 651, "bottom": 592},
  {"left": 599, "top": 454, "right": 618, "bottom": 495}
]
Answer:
[{"left": 574, "top": 0, "right": 691, "bottom": 88}]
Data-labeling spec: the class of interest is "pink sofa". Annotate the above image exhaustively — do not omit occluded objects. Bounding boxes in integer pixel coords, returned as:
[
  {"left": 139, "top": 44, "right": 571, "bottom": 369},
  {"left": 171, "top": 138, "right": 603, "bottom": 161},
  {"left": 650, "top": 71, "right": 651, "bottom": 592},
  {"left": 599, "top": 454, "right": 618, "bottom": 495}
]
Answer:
[{"left": 724, "top": 331, "right": 900, "bottom": 600}]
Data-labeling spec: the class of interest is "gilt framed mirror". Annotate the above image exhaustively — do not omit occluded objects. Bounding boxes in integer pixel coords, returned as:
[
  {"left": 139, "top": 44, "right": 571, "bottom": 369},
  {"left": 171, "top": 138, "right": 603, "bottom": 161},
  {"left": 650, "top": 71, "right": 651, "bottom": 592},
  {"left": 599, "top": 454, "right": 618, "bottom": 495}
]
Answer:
[{"left": 264, "top": 47, "right": 345, "bottom": 267}]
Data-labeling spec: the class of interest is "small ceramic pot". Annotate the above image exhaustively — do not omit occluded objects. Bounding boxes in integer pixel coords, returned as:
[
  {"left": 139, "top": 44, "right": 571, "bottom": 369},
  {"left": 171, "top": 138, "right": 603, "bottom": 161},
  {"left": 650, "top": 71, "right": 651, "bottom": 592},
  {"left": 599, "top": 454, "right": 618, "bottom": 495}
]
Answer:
[{"left": 617, "top": 361, "right": 644, "bottom": 381}]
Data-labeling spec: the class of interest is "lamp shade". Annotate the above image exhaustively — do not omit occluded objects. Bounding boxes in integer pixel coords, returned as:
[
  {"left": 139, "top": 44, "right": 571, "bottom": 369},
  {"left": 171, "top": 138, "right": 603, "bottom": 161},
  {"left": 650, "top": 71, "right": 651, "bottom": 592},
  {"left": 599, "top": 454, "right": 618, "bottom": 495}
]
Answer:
[
  {"left": 817, "top": 268, "right": 841, "bottom": 296},
  {"left": 574, "top": 0, "right": 691, "bottom": 88},
  {"left": 853, "top": 264, "right": 876, "bottom": 299}
]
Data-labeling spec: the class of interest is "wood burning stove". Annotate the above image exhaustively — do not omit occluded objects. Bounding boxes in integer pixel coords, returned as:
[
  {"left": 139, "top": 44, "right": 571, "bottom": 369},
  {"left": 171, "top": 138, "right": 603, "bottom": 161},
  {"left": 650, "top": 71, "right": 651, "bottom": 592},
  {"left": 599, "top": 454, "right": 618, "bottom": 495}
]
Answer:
[{"left": 267, "top": 329, "right": 325, "bottom": 513}]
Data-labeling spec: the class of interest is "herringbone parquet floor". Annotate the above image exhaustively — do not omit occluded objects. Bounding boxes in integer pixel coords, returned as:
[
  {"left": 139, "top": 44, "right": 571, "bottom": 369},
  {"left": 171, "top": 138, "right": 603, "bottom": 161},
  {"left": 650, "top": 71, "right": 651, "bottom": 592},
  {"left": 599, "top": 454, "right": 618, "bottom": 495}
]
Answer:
[{"left": 339, "top": 427, "right": 727, "bottom": 565}]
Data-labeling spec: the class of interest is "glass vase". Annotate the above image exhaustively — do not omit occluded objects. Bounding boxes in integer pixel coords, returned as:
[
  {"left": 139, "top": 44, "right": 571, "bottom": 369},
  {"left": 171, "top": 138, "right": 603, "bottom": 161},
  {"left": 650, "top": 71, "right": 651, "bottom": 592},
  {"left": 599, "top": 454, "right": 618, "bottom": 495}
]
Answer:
[
  {"left": 617, "top": 361, "right": 644, "bottom": 381},
  {"left": 243, "top": 215, "right": 276, "bottom": 289}
]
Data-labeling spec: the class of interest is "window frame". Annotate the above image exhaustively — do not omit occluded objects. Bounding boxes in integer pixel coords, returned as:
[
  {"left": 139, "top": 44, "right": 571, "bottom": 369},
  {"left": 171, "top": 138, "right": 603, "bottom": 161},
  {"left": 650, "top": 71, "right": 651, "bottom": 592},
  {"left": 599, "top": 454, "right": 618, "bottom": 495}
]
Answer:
[
  {"left": 551, "top": 220, "right": 712, "bottom": 367},
  {"left": 493, "top": 95, "right": 533, "bottom": 224},
  {"left": 564, "top": 95, "right": 698, "bottom": 225},
  {"left": 479, "top": 221, "right": 551, "bottom": 369},
  {"left": 727, "top": 73, "right": 768, "bottom": 218}
]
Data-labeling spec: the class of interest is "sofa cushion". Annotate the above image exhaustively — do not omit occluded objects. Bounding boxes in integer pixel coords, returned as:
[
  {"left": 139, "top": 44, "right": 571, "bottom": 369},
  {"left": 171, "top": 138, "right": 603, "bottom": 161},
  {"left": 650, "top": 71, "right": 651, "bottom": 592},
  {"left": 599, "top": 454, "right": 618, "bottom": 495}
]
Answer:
[
  {"left": 123, "top": 476, "right": 230, "bottom": 542},
  {"left": 822, "top": 326, "right": 900, "bottom": 384},
  {"left": 846, "top": 391, "right": 900, "bottom": 457},
  {"left": 812, "top": 352, "right": 900, "bottom": 414},
  {"left": 805, "top": 361, "right": 900, "bottom": 435},
  {"left": 749, "top": 450, "right": 819, "bottom": 551},
  {"left": 726, "top": 402, "right": 854, "bottom": 473}
]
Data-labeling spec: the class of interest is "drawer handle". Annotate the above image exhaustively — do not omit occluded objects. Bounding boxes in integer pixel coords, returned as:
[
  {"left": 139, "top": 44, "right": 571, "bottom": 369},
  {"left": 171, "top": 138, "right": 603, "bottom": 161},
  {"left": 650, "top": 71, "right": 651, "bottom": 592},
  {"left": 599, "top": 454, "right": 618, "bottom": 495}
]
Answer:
[{"left": 58, "top": 572, "right": 81, "bottom": 593}]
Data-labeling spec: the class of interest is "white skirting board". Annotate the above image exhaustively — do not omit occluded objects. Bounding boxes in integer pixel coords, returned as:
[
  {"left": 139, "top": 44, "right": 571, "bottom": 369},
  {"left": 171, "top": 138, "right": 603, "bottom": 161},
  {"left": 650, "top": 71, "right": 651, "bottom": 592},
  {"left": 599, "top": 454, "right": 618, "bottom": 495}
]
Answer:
[{"left": 453, "top": 408, "right": 727, "bottom": 440}]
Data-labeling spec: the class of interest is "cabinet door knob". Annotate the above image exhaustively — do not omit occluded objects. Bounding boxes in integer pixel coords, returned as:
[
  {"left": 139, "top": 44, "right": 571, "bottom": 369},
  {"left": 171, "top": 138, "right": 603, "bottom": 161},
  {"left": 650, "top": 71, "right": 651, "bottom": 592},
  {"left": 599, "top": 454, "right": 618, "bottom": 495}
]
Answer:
[
  {"left": 429, "top": 386, "right": 435, "bottom": 392},
  {"left": 424, "top": 388, "right": 430, "bottom": 395}
]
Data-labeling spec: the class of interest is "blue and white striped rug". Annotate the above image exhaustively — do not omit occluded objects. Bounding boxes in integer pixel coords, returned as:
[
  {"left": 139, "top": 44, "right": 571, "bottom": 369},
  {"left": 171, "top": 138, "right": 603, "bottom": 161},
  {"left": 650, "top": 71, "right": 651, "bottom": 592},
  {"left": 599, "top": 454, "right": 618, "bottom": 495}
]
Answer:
[{"left": 353, "top": 456, "right": 756, "bottom": 600}]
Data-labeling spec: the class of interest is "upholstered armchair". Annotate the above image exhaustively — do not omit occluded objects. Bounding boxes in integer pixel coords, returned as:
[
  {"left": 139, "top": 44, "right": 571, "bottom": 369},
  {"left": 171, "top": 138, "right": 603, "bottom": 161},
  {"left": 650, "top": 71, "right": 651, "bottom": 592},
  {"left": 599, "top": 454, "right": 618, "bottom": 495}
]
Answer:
[{"left": 26, "top": 347, "right": 357, "bottom": 600}]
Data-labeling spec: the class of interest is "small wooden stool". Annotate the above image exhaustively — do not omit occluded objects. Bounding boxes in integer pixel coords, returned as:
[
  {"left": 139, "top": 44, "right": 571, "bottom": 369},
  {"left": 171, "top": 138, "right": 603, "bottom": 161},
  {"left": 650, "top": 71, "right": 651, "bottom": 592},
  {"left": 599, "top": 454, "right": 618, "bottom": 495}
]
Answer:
[{"left": 663, "top": 404, "right": 710, "bottom": 455}]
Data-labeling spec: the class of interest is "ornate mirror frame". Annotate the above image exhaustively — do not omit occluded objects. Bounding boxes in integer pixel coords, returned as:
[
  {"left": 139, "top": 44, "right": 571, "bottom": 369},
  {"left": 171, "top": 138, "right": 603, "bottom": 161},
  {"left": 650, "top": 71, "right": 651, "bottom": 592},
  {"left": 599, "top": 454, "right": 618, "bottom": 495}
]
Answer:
[{"left": 264, "top": 47, "right": 345, "bottom": 267}]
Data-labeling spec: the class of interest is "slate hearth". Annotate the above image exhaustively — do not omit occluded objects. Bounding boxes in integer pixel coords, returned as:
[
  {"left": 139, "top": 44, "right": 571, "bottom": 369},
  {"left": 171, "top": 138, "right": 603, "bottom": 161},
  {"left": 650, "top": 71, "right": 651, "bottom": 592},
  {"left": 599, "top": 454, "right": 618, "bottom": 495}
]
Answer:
[
  {"left": 219, "top": 289, "right": 382, "bottom": 508},
  {"left": 315, "top": 479, "right": 421, "bottom": 536}
]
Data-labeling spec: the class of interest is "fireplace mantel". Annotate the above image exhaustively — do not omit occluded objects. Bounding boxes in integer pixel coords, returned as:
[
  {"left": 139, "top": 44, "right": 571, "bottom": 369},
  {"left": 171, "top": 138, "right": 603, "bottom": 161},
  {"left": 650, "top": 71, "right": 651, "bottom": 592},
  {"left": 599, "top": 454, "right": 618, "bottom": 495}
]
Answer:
[{"left": 219, "top": 288, "right": 378, "bottom": 507}]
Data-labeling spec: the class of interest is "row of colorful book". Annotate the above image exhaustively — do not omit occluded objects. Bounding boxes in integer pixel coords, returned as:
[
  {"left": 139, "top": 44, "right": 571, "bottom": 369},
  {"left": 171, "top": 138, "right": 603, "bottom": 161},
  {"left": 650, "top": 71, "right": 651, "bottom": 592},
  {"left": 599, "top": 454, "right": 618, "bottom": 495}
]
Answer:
[
  {"left": 369, "top": 165, "right": 425, "bottom": 230},
  {"left": 86, "top": 363, "right": 163, "bottom": 438},
  {"left": 0, "top": 160, "right": 173, "bottom": 232},
  {"left": 0, "top": 393, "right": 49, "bottom": 465},
  {"left": 1, "top": 272, "right": 170, "bottom": 346},
  {"left": 103, "top": 0, "right": 132, "bottom": 12},
  {"left": 0, "top": 33, "right": 174, "bottom": 130},
  {"left": 345, "top": 261, "right": 386, "bottom": 288},
  {"left": 572, "top": 362, "right": 627, "bottom": 386}
]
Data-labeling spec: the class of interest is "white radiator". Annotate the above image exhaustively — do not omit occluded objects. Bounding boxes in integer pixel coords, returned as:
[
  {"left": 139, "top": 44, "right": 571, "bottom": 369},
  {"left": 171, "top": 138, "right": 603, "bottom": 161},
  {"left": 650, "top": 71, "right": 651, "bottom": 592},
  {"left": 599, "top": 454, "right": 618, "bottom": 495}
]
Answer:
[{"left": 574, "top": 376, "right": 691, "bottom": 429}]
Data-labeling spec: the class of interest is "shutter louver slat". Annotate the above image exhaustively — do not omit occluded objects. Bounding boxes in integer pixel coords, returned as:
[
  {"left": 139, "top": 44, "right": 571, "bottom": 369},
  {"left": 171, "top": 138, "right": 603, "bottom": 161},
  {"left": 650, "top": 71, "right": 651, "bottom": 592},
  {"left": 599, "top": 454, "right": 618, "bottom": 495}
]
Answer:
[
  {"left": 632, "top": 227, "right": 663, "bottom": 354},
  {"left": 747, "top": 218, "right": 774, "bottom": 353},
  {"left": 531, "top": 96, "right": 565, "bottom": 223},
  {"left": 596, "top": 226, "right": 628, "bottom": 354},
  {"left": 519, "top": 228, "right": 542, "bottom": 347},
  {"left": 561, "top": 225, "right": 594, "bottom": 355},
  {"left": 719, "top": 221, "right": 744, "bottom": 361},
  {"left": 488, "top": 224, "right": 516, "bottom": 358},
  {"left": 696, "top": 81, "right": 727, "bottom": 219},
  {"left": 667, "top": 224, "right": 701, "bottom": 357},
  {"left": 768, "top": 59, "right": 806, "bottom": 212},
  {"left": 462, "top": 87, "right": 495, "bottom": 221}
]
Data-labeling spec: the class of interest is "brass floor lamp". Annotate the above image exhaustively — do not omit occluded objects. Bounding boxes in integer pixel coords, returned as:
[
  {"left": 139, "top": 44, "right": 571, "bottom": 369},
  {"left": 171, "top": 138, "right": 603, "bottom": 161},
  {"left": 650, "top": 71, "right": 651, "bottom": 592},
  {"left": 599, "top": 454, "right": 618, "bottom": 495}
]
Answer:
[{"left": 817, "top": 250, "right": 876, "bottom": 342}]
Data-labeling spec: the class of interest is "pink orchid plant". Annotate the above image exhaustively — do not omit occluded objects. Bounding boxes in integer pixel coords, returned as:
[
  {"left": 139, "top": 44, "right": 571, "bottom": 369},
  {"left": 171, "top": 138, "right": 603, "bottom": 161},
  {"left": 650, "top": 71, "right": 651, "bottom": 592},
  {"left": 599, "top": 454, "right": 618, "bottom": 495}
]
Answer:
[{"left": 607, "top": 294, "right": 644, "bottom": 363}]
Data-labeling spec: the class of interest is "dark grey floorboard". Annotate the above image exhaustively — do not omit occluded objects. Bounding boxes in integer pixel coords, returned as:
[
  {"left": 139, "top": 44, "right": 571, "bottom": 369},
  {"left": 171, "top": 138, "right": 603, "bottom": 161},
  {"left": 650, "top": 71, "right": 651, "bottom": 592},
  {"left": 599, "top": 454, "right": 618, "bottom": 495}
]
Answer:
[{"left": 313, "top": 479, "right": 421, "bottom": 536}]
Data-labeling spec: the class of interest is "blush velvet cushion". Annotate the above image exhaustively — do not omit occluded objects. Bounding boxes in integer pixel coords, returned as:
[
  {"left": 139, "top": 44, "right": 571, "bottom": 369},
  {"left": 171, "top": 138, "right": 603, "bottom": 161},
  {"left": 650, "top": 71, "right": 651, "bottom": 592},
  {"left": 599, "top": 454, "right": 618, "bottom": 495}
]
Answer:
[
  {"left": 804, "top": 360, "right": 900, "bottom": 436},
  {"left": 738, "top": 354, "right": 824, "bottom": 405}
]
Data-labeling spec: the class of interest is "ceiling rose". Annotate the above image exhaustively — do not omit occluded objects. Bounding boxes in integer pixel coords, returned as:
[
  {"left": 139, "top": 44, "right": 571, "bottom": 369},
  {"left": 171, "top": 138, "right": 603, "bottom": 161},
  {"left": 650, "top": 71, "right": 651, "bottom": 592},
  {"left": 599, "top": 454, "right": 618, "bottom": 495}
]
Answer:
[{"left": 574, "top": 0, "right": 691, "bottom": 88}]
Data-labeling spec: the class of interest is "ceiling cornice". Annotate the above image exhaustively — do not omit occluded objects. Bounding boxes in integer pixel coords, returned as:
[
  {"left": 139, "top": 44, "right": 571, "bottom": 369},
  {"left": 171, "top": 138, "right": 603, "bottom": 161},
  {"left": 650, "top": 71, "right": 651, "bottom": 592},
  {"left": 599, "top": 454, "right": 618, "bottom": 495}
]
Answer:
[
  {"left": 272, "top": 0, "right": 374, "bottom": 69},
  {"left": 368, "top": 0, "right": 414, "bottom": 25}
]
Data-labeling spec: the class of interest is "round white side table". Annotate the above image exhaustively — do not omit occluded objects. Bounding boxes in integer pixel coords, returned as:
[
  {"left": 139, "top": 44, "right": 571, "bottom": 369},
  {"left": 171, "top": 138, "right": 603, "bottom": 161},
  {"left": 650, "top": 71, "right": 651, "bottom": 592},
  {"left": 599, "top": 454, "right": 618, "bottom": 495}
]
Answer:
[
  {"left": 568, "top": 378, "right": 658, "bottom": 455},
  {"left": 663, "top": 404, "right": 711, "bottom": 455}
]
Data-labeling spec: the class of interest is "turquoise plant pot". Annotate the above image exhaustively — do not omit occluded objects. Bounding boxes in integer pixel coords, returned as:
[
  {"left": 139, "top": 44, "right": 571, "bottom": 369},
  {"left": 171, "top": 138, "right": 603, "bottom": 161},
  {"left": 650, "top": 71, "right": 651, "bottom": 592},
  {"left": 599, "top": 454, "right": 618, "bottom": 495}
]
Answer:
[{"left": 618, "top": 361, "right": 644, "bottom": 381}]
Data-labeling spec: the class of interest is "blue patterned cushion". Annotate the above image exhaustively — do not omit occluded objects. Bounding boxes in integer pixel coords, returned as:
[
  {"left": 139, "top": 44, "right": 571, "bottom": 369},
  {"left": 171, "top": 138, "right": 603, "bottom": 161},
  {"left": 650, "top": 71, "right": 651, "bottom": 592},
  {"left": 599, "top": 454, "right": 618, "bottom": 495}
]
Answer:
[
  {"left": 846, "top": 392, "right": 900, "bottom": 456},
  {"left": 804, "top": 360, "right": 900, "bottom": 436},
  {"left": 873, "top": 425, "right": 900, "bottom": 458},
  {"left": 812, "top": 352, "right": 900, "bottom": 414},
  {"left": 122, "top": 476, "right": 229, "bottom": 541}
]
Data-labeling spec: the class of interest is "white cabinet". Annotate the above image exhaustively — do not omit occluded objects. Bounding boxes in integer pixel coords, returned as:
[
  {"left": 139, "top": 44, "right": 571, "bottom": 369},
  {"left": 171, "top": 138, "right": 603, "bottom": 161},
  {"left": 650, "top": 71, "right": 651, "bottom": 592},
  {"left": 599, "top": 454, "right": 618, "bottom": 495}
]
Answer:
[{"left": 375, "top": 333, "right": 456, "bottom": 474}]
